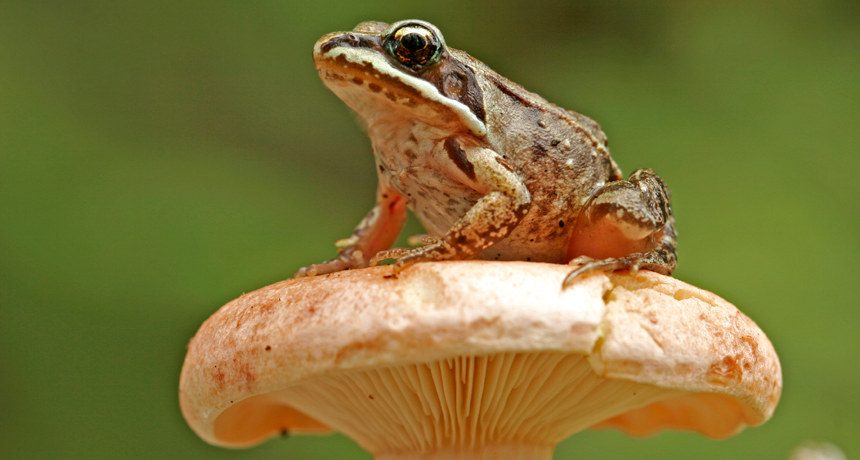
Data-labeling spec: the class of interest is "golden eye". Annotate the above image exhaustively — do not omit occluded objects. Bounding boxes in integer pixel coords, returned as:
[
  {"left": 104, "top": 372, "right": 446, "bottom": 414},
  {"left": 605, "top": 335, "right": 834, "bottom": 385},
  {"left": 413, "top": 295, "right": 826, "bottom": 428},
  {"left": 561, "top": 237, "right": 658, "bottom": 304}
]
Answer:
[{"left": 385, "top": 24, "right": 442, "bottom": 69}]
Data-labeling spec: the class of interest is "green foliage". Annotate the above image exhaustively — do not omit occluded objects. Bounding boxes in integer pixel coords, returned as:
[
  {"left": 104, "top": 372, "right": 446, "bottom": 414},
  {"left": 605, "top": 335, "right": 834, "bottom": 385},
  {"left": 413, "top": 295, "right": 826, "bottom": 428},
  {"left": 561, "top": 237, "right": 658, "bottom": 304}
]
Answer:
[{"left": 2, "top": 1, "right": 858, "bottom": 458}]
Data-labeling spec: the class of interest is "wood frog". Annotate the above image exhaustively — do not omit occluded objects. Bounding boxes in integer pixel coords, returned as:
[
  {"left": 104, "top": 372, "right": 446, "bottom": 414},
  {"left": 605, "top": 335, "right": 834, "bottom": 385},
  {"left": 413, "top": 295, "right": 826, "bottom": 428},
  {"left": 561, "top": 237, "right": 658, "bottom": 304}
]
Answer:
[{"left": 296, "top": 20, "right": 676, "bottom": 287}]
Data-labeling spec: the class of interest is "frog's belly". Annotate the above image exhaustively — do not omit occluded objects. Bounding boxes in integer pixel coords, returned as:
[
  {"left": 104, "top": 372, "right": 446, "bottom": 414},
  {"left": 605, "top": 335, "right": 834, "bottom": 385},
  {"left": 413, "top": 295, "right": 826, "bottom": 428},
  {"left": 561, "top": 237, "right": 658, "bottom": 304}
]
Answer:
[
  {"left": 477, "top": 225, "right": 571, "bottom": 263},
  {"left": 481, "top": 191, "right": 581, "bottom": 263}
]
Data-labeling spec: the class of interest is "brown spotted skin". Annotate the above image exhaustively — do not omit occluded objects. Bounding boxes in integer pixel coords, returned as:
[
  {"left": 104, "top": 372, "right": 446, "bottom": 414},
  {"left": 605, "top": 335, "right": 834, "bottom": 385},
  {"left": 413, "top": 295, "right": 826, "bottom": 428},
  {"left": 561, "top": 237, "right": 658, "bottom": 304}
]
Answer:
[{"left": 295, "top": 20, "right": 677, "bottom": 285}]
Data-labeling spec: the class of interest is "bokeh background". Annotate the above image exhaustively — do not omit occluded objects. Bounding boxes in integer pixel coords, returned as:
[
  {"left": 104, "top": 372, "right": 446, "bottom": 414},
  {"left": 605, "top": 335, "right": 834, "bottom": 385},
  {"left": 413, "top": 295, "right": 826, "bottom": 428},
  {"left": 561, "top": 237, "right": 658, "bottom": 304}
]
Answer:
[{"left": 2, "top": 0, "right": 858, "bottom": 459}]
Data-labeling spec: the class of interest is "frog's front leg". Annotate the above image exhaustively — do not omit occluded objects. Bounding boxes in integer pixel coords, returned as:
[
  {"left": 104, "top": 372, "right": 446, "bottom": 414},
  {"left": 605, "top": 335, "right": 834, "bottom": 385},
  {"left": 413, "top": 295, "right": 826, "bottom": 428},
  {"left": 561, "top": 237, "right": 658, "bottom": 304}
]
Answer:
[
  {"left": 563, "top": 168, "right": 677, "bottom": 287},
  {"left": 294, "top": 188, "right": 407, "bottom": 277},
  {"left": 371, "top": 138, "right": 531, "bottom": 270}
]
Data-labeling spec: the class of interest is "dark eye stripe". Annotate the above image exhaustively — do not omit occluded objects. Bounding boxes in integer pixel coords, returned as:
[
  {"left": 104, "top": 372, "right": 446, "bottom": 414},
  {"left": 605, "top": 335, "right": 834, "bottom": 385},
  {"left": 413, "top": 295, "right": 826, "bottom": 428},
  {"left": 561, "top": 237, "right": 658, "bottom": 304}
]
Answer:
[{"left": 417, "top": 52, "right": 486, "bottom": 124}]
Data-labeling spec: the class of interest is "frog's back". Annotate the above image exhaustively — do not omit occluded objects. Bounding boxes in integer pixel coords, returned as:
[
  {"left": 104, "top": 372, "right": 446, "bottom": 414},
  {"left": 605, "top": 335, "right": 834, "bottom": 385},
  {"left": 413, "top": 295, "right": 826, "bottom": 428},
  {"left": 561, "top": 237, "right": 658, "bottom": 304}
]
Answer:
[
  {"left": 450, "top": 49, "right": 608, "bottom": 149},
  {"left": 449, "top": 49, "right": 618, "bottom": 261}
]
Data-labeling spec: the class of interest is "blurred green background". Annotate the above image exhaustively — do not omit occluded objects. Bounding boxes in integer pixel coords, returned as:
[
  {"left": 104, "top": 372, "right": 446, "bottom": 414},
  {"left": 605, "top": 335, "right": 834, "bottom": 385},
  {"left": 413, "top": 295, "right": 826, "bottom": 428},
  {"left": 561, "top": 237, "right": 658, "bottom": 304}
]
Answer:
[{"left": 2, "top": 0, "right": 858, "bottom": 459}]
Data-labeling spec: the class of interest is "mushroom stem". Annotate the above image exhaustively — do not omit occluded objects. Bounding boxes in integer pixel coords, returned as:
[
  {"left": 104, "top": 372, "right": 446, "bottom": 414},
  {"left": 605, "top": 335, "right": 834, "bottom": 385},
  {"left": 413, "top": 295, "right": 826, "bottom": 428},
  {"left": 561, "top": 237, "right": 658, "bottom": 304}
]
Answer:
[{"left": 375, "top": 444, "right": 553, "bottom": 460}]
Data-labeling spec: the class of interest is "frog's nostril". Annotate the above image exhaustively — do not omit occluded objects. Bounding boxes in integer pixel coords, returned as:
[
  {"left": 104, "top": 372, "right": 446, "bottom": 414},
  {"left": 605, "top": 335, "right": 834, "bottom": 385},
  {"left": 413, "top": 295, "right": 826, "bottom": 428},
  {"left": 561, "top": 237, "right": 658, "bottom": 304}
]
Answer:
[
  {"left": 344, "top": 34, "right": 360, "bottom": 47},
  {"left": 319, "top": 39, "right": 339, "bottom": 54}
]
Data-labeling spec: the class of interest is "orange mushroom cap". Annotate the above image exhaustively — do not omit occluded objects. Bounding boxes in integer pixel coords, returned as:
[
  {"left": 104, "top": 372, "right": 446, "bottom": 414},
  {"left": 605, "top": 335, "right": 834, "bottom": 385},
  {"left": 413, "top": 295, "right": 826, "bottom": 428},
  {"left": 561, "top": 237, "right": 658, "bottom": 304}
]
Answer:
[{"left": 180, "top": 261, "right": 781, "bottom": 459}]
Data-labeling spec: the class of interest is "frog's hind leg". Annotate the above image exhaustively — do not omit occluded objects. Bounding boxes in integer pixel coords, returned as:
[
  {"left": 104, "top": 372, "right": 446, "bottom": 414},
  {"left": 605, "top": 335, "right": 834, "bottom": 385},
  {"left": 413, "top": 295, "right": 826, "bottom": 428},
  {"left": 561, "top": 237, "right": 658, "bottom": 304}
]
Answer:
[{"left": 563, "top": 168, "right": 677, "bottom": 288}]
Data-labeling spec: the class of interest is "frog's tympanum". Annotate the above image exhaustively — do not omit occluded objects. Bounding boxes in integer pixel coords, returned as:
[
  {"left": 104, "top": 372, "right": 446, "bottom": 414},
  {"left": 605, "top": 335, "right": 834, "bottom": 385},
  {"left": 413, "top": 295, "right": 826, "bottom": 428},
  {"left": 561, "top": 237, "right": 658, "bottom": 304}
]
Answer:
[{"left": 296, "top": 20, "right": 676, "bottom": 287}]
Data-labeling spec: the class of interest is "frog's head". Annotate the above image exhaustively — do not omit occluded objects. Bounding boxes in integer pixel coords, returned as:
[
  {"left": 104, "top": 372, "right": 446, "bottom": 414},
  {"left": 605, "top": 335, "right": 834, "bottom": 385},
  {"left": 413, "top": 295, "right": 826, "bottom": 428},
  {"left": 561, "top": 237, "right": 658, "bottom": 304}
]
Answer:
[{"left": 313, "top": 20, "right": 487, "bottom": 136}]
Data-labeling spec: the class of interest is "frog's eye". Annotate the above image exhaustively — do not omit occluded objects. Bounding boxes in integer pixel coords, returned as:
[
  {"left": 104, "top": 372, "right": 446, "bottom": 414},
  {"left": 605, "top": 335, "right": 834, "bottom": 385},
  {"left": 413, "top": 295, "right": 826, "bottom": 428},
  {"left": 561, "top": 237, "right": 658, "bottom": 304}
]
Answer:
[{"left": 385, "top": 24, "right": 442, "bottom": 70}]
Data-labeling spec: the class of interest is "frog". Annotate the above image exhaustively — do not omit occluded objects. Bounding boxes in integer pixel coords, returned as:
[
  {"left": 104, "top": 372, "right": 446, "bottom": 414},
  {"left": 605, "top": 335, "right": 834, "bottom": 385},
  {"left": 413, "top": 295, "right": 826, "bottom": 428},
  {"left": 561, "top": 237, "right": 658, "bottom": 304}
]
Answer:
[{"left": 295, "top": 20, "right": 676, "bottom": 288}]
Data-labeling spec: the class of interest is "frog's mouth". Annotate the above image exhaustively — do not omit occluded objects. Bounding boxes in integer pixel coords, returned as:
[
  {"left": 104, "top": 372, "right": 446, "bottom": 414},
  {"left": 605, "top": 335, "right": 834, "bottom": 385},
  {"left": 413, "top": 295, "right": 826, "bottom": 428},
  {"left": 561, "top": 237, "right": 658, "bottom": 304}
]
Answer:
[{"left": 313, "top": 31, "right": 487, "bottom": 136}]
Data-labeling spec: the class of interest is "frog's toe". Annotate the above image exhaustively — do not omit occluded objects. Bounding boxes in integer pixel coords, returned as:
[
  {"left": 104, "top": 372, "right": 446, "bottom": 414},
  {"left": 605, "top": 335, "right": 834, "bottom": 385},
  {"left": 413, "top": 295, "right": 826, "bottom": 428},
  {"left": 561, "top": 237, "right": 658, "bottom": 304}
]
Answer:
[
  {"left": 406, "top": 234, "right": 441, "bottom": 247},
  {"left": 563, "top": 257, "right": 623, "bottom": 288},
  {"left": 294, "top": 256, "right": 354, "bottom": 278},
  {"left": 293, "top": 265, "right": 316, "bottom": 278},
  {"left": 370, "top": 247, "right": 420, "bottom": 267},
  {"left": 567, "top": 255, "right": 596, "bottom": 267},
  {"left": 562, "top": 253, "right": 656, "bottom": 288},
  {"left": 562, "top": 251, "right": 675, "bottom": 288}
]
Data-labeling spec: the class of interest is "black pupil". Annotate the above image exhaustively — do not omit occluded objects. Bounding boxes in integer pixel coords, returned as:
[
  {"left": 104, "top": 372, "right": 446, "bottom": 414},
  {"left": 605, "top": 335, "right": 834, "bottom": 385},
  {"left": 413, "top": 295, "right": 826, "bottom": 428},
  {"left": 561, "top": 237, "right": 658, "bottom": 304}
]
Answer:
[
  {"left": 401, "top": 33, "right": 426, "bottom": 51},
  {"left": 387, "top": 26, "right": 441, "bottom": 68}
]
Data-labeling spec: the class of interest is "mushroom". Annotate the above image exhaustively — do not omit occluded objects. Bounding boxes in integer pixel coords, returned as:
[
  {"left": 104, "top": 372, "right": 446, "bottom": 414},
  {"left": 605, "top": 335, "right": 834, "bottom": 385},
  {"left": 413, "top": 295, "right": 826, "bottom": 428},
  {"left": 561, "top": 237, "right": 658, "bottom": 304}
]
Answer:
[{"left": 179, "top": 261, "right": 781, "bottom": 459}]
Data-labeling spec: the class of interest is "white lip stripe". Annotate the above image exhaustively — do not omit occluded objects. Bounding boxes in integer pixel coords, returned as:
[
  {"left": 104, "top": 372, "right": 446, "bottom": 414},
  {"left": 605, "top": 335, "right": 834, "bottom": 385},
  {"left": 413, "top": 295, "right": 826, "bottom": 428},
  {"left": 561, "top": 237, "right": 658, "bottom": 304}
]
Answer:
[{"left": 318, "top": 45, "right": 487, "bottom": 136}]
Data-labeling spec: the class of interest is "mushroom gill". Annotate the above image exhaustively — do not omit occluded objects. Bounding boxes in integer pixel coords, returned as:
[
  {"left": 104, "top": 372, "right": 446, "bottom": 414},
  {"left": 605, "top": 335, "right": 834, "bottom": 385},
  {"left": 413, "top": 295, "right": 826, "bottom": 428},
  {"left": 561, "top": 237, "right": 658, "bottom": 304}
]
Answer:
[{"left": 268, "top": 352, "right": 676, "bottom": 457}]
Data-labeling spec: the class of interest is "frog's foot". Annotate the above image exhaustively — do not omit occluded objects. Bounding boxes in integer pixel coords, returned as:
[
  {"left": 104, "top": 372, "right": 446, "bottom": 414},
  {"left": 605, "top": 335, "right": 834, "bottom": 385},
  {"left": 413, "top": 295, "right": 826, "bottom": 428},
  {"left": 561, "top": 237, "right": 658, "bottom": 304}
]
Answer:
[
  {"left": 562, "top": 249, "right": 675, "bottom": 288},
  {"left": 369, "top": 247, "right": 420, "bottom": 267},
  {"left": 369, "top": 238, "right": 448, "bottom": 271},
  {"left": 294, "top": 247, "right": 364, "bottom": 278}
]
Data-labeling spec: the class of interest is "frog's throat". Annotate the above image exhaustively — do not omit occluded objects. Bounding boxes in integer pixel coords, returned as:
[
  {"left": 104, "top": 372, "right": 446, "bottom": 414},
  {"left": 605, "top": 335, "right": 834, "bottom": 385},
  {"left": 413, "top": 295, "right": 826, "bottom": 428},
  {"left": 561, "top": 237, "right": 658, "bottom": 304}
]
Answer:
[{"left": 316, "top": 45, "right": 487, "bottom": 137}]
